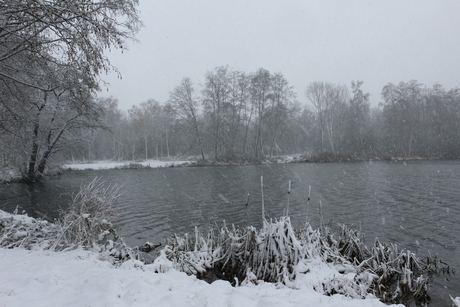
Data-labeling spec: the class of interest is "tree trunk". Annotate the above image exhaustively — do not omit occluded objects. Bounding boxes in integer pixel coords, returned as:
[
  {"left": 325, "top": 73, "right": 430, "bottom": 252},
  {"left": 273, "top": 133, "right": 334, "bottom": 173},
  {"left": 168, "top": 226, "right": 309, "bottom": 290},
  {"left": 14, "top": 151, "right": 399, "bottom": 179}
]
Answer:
[
  {"left": 242, "top": 109, "right": 253, "bottom": 157},
  {"left": 28, "top": 120, "right": 40, "bottom": 179},
  {"left": 144, "top": 136, "right": 148, "bottom": 160},
  {"left": 165, "top": 129, "right": 170, "bottom": 157},
  {"left": 213, "top": 121, "right": 220, "bottom": 160},
  {"left": 27, "top": 93, "right": 47, "bottom": 180},
  {"left": 193, "top": 119, "right": 205, "bottom": 160},
  {"left": 37, "top": 150, "right": 50, "bottom": 174}
]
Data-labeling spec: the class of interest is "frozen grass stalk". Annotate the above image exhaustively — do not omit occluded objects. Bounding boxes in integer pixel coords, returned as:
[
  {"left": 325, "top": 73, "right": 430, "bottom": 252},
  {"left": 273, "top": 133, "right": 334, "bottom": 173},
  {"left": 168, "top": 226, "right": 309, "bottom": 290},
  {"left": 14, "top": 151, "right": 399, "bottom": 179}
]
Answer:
[
  {"left": 286, "top": 180, "right": 291, "bottom": 216},
  {"left": 51, "top": 177, "right": 127, "bottom": 256},
  {"left": 306, "top": 185, "right": 311, "bottom": 223},
  {"left": 162, "top": 215, "right": 449, "bottom": 306},
  {"left": 260, "top": 176, "right": 265, "bottom": 222},
  {"left": 319, "top": 200, "right": 324, "bottom": 233},
  {"left": 244, "top": 193, "right": 250, "bottom": 226}
]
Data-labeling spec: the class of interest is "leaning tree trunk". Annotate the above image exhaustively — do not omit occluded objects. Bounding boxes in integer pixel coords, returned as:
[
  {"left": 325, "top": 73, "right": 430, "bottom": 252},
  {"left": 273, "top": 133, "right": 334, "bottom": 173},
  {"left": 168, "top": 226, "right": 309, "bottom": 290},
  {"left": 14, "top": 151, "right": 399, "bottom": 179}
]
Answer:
[
  {"left": 27, "top": 94, "right": 47, "bottom": 181},
  {"left": 28, "top": 120, "right": 40, "bottom": 180}
]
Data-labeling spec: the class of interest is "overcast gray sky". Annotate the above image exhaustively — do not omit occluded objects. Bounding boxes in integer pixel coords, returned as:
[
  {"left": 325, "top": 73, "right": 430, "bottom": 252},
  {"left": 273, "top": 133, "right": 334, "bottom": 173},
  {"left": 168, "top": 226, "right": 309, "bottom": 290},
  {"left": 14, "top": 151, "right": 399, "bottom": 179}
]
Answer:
[{"left": 101, "top": 0, "right": 460, "bottom": 111}]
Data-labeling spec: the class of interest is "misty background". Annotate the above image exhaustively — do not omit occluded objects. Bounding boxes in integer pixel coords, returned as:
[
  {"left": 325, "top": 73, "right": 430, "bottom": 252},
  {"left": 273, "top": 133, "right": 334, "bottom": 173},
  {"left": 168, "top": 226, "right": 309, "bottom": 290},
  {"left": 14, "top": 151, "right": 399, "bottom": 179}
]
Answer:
[
  {"left": 2, "top": 0, "right": 460, "bottom": 179},
  {"left": 104, "top": 0, "right": 460, "bottom": 110}
]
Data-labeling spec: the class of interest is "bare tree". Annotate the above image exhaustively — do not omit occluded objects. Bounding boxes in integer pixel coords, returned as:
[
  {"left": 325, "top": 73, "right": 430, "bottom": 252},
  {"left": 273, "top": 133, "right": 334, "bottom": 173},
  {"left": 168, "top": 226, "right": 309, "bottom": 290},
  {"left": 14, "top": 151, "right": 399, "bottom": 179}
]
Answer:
[
  {"left": 202, "top": 66, "right": 232, "bottom": 160},
  {"left": 266, "top": 72, "right": 295, "bottom": 157},
  {"left": 381, "top": 80, "right": 424, "bottom": 157},
  {"left": 27, "top": 77, "right": 104, "bottom": 180},
  {"left": 89, "top": 97, "right": 128, "bottom": 161},
  {"left": 306, "top": 81, "right": 348, "bottom": 155},
  {"left": 343, "top": 81, "right": 370, "bottom": 156},
  {"left": 226, "top": 71, "right": 249, "bottom": 158},
  {"left": 306, "top": 82, "right": 329, "bottom": 152},
  {"left": 169, "top": 78, "right": 205, "bottom": 160},
  {"left": 250, "top": 68, "right": 271, "bottom": 157},
  {"left": 128, "top": 100, "right": 160, "bottom": 161}
]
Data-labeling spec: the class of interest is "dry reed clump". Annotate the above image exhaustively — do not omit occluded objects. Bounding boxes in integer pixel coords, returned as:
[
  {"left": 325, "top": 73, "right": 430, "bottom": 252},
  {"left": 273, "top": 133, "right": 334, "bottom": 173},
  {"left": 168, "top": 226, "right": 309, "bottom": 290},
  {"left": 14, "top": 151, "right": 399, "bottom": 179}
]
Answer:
[
  {"left": 1, "top": 178, "right": 137, "bottom": 264},
  {"left": 162, "top": 217, "right": 450, "bottom": 306},
  {"left": 336, "top": 224, "right": 452, "bottom": 305},
  {"left": 164, "top": 218, "right": 363, "bottom": 292},
  {"left": 51, "top": 178, "right": 132, "bottom": 261}
]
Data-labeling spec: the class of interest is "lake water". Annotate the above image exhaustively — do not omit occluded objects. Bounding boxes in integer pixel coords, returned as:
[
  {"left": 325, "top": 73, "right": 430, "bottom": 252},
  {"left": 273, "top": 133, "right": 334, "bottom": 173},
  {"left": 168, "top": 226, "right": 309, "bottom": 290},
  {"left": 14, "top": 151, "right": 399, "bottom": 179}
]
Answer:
[{"left": 1, "top": 160, "right": 459, "bottom": 305}]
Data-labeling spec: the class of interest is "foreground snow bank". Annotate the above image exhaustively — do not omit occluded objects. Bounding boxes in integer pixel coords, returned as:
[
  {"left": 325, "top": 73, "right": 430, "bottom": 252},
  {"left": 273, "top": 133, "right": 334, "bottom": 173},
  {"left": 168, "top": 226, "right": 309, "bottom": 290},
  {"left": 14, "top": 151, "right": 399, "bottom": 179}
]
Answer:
[
  {"left": 63, "top": 160, "right": 189, "bottom": 170},
  {"left": 0, "top": 248, "right": 401, "bottom": 307},
  {"left": 0, "top": 209, "right": 401, "bottom": 307}
]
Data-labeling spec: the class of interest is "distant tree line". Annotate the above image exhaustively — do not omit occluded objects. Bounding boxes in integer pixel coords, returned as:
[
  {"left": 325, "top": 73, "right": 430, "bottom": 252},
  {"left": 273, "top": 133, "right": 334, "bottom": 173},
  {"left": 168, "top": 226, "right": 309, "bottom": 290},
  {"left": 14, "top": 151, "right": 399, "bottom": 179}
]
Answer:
[
  {"left": 50, "top": 67, "right": 460, "bottom": 163},
  {"left": 2, "top": 3, "right": 459, "bottom": 182}
]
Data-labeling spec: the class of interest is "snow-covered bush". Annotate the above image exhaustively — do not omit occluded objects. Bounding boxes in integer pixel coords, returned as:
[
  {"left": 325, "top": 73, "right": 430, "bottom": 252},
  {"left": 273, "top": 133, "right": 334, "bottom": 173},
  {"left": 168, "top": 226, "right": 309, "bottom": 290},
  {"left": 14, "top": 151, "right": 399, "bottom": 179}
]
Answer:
[
  {"left": 164, "top": 217, "right": 365, "bottom": 295},
  {"left": 162, "top": 217, "right": 449, "bottom": 306},
  {"left": 0, "top": 208, "right": 57, "bottom": 250},
  {"left": 0, "top": 178, "right": 141, "bottom": 265}
]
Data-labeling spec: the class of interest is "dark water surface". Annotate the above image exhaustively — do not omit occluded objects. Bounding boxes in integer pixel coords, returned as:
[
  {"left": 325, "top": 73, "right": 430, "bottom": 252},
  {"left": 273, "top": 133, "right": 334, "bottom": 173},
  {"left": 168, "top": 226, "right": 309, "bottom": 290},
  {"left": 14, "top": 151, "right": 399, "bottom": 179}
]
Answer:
[{"left": 1, "top": 160, "right": 459, "bottom": 305}]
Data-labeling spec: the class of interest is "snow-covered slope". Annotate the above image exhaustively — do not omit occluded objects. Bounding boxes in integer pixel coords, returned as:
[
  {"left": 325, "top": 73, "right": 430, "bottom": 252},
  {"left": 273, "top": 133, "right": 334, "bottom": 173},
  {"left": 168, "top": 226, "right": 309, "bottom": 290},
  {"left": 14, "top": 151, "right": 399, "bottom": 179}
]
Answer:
[{"left": 0, "top": 248, "right": 402, "bottom": 307}]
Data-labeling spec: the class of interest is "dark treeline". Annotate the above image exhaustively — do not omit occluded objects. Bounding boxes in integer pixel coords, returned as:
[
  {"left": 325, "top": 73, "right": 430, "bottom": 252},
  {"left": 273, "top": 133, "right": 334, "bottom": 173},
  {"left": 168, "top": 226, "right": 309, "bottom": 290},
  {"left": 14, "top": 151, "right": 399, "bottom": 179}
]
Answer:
[
  {"left": 57, "top": 67, "right": 460, "bottom": 163},
  {"left": 3, "top": 63, "right": 460, "bottom": 179}
]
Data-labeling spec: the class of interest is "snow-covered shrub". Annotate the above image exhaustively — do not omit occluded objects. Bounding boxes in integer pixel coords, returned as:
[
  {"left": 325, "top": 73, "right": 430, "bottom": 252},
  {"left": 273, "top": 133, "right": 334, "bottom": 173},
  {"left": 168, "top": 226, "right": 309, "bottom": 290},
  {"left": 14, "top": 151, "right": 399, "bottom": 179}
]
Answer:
[
  {"left": 0, "top": 178, "right": 143, "bottom": 265},
  {"left": 162, "top": 217, "right": 449, "bottom": 306},
  {"left": 0, "top": 209, "right": 57, "bottom": 250},
  {"left": 164, "top": 217, "right": 361, "bottom": 294},
  {"left": 354, "top": 238, "right": 439, "bottom": 306},
  {"left": 0, "top": 178, "right": 138, "bottom": 266}
]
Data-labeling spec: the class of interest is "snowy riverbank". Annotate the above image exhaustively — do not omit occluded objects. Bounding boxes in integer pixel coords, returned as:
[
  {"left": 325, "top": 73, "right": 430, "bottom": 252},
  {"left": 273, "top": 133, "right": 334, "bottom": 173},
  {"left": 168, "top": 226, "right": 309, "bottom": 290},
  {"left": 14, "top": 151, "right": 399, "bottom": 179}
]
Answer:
[
  {"left": 0, "top": 160, "right": 190, "bottom": 183},
  {"left": 0, "top": 208, "right": 403, "bottom": 307},
  {"left": 0, "top": 247, "right": 402, "bottom": 307},
  {"left": 62, "top": 159, "right": 190, "bottom": 170},
  {"left": 6, "top": 207, "right": 457, "bottom": 307}
]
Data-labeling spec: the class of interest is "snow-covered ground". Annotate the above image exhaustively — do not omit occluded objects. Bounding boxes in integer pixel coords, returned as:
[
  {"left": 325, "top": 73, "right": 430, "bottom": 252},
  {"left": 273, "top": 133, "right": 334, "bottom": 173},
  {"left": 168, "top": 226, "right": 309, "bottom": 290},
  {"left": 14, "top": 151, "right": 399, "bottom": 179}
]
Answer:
[
  {"left": 0, "top": 208, "right": 403, "bottom": 307},
  {"left": 1, "top": 204, "right": 457, "bottom": 307},
  {"left": 63, "top": 160, "right": 189, "bottom": 170},
  {"left": 0, "top": 247, "right": 403, "bottom": 307}
]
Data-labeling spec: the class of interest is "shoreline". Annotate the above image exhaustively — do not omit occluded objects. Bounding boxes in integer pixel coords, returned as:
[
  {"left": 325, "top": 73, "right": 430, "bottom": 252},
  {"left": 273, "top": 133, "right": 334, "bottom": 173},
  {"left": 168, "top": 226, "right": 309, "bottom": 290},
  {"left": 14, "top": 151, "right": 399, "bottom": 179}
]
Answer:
[
  {"left": 62, "top": 159, "right": 190, "bottom": 171},
  {"left": 2, "top": 155, "right": 455, "bottom": 184}
]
